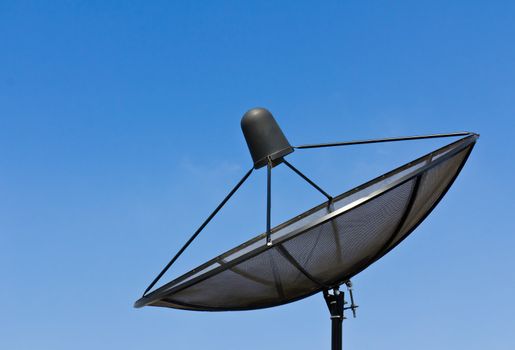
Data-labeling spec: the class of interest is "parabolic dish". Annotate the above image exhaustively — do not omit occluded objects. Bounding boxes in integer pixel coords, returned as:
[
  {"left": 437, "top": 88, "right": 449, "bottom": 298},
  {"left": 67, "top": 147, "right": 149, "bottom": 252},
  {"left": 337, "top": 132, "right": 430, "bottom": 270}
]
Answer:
[{"left": 135, "top": 134, "right": 477, "bottom": 311}]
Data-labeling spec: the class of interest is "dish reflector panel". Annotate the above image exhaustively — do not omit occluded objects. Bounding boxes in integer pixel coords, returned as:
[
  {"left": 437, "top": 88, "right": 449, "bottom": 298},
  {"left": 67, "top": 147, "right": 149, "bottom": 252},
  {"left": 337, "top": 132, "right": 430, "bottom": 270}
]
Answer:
[{"left": 135, "top": 135, "right": 476, "bottom": 311}]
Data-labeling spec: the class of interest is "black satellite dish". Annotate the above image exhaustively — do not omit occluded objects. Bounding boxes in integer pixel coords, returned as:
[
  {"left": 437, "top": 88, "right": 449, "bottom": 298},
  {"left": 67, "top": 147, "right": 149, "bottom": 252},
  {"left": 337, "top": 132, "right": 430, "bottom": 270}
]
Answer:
[{"left": 135, "top": 108, "right": 478, "bottom": 350}]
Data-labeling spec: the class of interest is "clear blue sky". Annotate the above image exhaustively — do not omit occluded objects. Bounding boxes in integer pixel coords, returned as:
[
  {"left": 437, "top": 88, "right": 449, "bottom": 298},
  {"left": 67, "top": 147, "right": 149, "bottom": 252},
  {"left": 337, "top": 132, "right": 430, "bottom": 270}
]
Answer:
[{"left": 1, "top": 1, "right": 514, "bottom": 349}]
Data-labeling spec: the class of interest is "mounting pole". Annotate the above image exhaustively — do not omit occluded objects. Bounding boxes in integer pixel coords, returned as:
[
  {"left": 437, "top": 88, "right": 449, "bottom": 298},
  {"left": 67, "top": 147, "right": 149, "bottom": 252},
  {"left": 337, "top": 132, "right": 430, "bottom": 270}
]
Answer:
[{"left": 324, "top": 288, "right": 345, "bottom": 350}]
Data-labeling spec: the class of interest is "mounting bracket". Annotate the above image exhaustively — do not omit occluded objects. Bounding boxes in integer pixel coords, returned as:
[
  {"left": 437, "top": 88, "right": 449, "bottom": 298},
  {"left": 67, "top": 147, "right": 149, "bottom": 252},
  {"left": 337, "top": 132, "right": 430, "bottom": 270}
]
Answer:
[{"left": 323, "top": 281, "right": 358, "bottom": 350}]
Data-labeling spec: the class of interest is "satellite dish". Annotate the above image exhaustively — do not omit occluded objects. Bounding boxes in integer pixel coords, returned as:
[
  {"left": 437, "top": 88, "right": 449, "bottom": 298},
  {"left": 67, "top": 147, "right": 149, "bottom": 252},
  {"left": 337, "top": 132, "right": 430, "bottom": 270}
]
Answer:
[{"left": 135, "top": 108, "right": 478, "bottom": 350}]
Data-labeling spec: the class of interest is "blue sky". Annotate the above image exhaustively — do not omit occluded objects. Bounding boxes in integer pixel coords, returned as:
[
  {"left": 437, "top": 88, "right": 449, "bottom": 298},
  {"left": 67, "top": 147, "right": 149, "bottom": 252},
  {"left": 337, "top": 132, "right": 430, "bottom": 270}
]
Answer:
[{"left": 1, "top": 1, "right": 514, "bottom": 349}]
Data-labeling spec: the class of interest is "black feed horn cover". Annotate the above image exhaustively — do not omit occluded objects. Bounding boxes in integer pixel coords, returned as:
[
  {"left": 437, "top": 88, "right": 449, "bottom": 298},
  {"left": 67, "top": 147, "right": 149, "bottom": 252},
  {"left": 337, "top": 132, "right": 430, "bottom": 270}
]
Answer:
[{"left": 241, "top": 108, "right": 294, "bottom": 169}]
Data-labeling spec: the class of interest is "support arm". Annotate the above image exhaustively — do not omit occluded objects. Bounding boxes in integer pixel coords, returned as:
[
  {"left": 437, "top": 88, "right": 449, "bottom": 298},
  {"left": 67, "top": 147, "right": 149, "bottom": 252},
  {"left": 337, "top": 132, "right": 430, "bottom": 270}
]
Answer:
[
  {"left": 266, "top": 158, "right": 272, "bottom": 246},
  {"left": 294, "top": 132, "right": 475, "bottom": 150},
  {"left": 142, "top": 167, "right": 254, "bottom": 296},
  {"left": 282, "top": 159, "right": 332, "bottom": 201}
]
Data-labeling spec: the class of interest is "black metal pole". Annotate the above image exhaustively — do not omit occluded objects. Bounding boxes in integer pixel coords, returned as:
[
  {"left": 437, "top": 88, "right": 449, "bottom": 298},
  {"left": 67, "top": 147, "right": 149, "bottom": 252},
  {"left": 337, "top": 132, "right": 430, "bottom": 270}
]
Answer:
[
  {"left": 324, "top": 289, "right": 345, "bottom": 350},
  {"left": 142, "top": 167, "right": 254, "bottom": 296},
  {"left": 294, "top": 132, "right": 474, "bottom": 149},
  {"left": 331, "top": 313, "right": 343, "bottom": 350}
]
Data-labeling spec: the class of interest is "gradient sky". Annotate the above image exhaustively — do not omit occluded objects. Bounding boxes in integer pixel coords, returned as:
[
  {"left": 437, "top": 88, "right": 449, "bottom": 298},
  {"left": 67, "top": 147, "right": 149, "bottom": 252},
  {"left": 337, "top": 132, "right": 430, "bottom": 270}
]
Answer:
[{"left": 1, "top": 1, "right": 514, "bottom": 349}]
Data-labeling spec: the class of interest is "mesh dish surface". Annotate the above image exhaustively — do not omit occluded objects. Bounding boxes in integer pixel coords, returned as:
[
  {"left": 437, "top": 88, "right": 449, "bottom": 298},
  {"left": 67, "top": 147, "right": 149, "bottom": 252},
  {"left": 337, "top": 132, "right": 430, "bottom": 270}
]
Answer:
[{"left": 136, "top": 135, "right": 477, "bottom": 311}]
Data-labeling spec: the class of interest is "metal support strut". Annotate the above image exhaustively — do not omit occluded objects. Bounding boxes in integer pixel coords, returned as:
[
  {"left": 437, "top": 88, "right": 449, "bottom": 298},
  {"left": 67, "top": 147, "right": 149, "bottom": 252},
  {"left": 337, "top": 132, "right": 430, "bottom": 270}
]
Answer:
[
  {"left": 142, "top": 167, "right": 254, "bottom": 297},
  {"left": 294, "top": 132, "right": 475, "bottom": 150},
  {"left": 282, "top": 159, "right": 333, "bottom": 201},
  {"left": 266, "top": 157, "right": 273, "bottom": 246}
]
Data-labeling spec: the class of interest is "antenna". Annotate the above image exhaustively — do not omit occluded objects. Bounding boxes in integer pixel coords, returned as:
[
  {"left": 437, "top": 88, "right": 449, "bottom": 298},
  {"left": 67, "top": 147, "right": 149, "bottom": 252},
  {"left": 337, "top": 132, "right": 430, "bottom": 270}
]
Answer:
[{"left": 135, "top": 108, "right": 479, "bottom": 350}]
